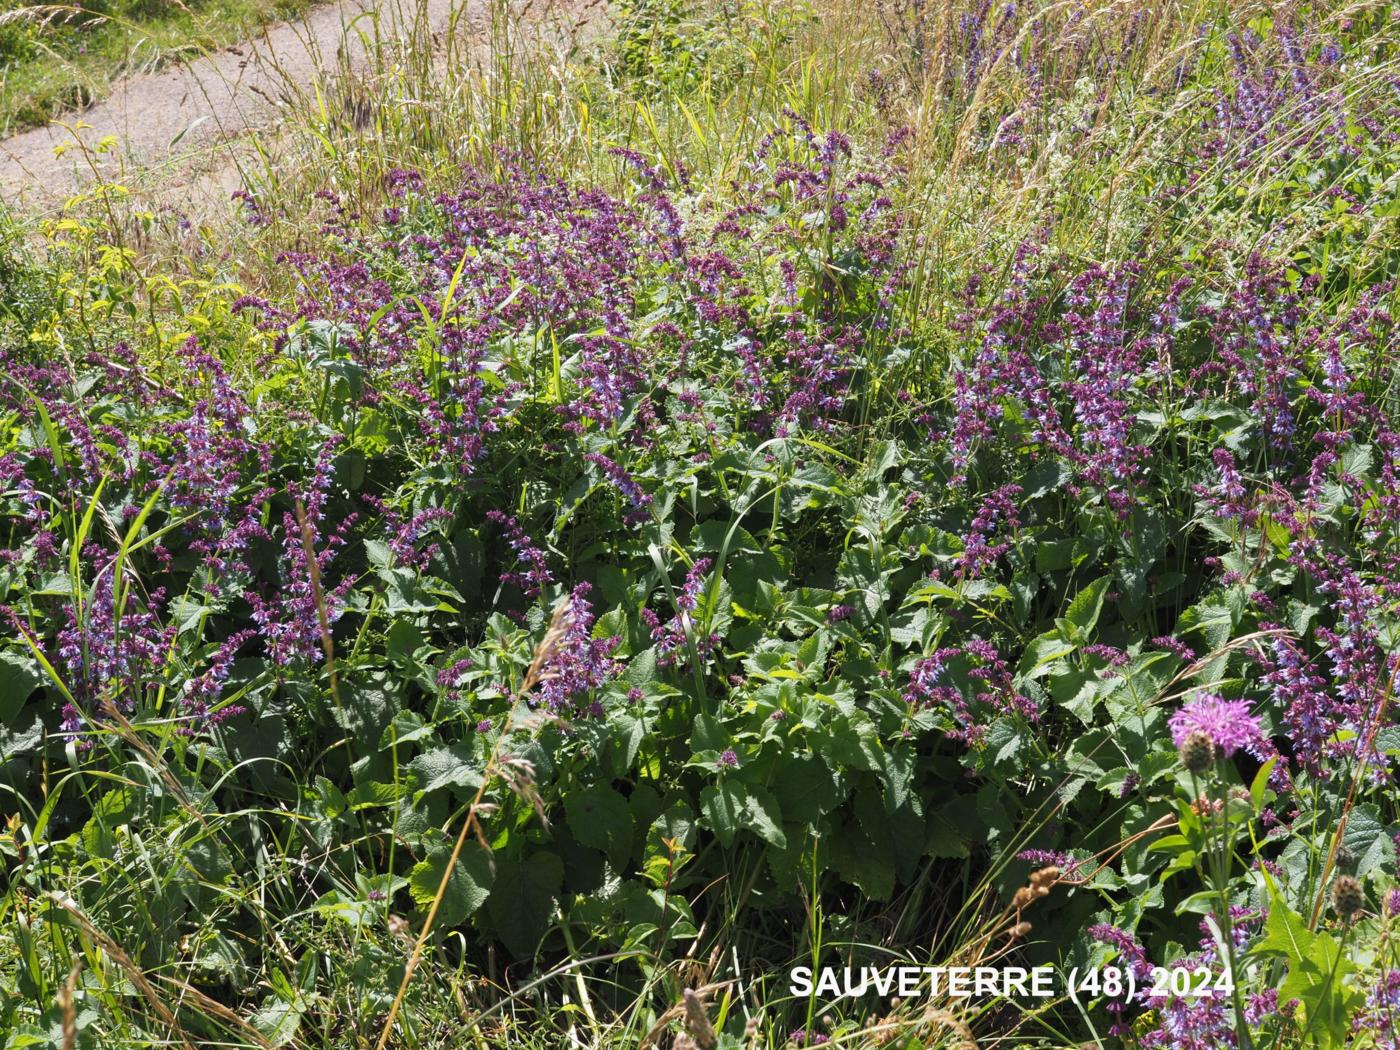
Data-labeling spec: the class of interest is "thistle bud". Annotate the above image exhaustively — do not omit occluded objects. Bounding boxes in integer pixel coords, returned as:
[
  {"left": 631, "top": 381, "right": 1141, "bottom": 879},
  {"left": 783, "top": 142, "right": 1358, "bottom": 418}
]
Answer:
[
  {"left": 1179, "top": 730, "right": 1215, "bottom": 774},
  {"left": 1331, "top": 875, "right": 1364, "bottom": 920}
]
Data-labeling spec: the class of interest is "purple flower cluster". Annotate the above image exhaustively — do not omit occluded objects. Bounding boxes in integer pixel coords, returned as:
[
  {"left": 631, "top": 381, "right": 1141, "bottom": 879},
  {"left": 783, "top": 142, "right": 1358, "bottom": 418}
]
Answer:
[
  {"left": 955, "top": 483, "right": 1022, "bottom": 580},
  {"left": 647, "top": 557, "right": 720, "bottom": 669},
  {"left": 246, "top": 442, "right": 357, "bottom": 666},
  {"left": 583, "top": 451, "right": 651, "bottom": 512},
  {"left": 55, "top": 557, "right": 175, "bottom": 717},
  {"left": 1353, "top": 971, "right": 1400, "bottom": 1050},
  {"left": 181, "top": 629, "right": 256, "bottom": 728},
  {"left": 536, "top": 583, "right": 620, "bottom": 716},
  {"left": 486, "top": 511, "right": 555, "bottom": 600},
  {"left": 903, "top": 641, "right": 1036, "bottom": 745},
  {"left": 1168, "top": 695, "right": 1268, "bottom": 760}
]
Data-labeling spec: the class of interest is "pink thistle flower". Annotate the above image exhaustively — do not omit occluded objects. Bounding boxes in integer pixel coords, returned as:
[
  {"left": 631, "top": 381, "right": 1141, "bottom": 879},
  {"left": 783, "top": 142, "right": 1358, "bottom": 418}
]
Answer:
[{"left": 1169, "top": 694, "right": 1267, "bottom": 758}]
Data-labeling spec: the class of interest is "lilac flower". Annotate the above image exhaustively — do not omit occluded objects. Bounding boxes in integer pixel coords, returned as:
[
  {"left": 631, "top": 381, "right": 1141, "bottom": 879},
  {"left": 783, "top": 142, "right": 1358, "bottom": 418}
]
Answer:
[
  {"left": 904, "top": 642, "right": 1036, "bottom": 745},
  {"left": 584, "top": 451, "right": 651, "bottom": 510},
  {"left": 1168, "top": 695, "right": 1267, "bottom": 759},
  {"left": 1260, "top": 633, "right": 1333, "bottom": 773},
  {"left": 386, "top": 506, "right": 456, "bottom": 569},
  {"left": 1152, "top": 636, "right": 1197, "bottom": 662},
  {"left": 955, "top": 484, "right": 1022, "bottom": 580},
  {"left": 651, "top": 558, "right": 720, "bottom": 668},
  {"left": 1198, "top": 448, "right": 1257, "bottom": 527},
  {"left": 486, "top": 511, "right": 555, "bottom": 600},
  {"left": 1351, "top": 972, "right": 1400, "bottom": 1049},
  {"left": 1089, "top": 923, "right": 1154, "bottom": 1035},
  {"left": 437, "top": 658, "right": 473, "bottom": 689},
  {"left": 56, "top": 556, "right": 174, "bottom": 712},
  {"left": 181, "top": 629, "right": 256, "bottom": 729},
  {"left": 536, "top": 583, "right": 620, "bottom": 715},
  {"left": 1016, "top": 849, "right": 1080, "bottom": 877},
  {"left": 246, "top": 442, "right": 356, "bottom": 665}
]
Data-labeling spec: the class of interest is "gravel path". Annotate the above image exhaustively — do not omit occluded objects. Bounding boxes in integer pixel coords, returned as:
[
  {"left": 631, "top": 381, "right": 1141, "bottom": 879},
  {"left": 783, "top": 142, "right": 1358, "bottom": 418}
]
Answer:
[{"left": 0, "top": 0, "right": 512, "bottom": 209}]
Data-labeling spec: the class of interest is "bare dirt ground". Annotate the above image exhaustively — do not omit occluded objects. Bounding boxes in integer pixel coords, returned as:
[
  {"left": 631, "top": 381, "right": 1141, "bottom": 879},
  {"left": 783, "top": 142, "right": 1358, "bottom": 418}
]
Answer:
[{"left": 0, "top": 0, "right": 578, "bottom": 213}]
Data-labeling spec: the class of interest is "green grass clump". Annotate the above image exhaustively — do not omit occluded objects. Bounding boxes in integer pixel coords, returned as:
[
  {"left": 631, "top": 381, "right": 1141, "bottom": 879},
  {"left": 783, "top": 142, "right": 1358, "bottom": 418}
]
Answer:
[{"left": 0, "top": 0, "right": 318, "bottom": 134}]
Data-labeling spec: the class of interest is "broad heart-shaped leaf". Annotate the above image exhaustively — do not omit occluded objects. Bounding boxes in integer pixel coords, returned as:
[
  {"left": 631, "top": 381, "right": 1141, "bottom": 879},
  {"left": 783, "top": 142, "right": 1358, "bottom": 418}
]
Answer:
[
  {"left": 251, "top": 998, "right": 304, "bottom": 1047},
  {"left": 770, "top": 755, "right": 842, "bottom": 827},
  {"left": 564, "top": 783, "right": 634, "bottom": 870},
  {"left": 700, "top": 780, "right": 786, "bottom": 849},
  {"left": 408, "top": 840, "right": 494, "bottom": 928},
  {"left": 1175, "top": 599, "right": 1236, "bottom": 651},
  {"left": 1017, "top": 630, "right": 1076, "bottom": 682},
  {"left": 827, "top": 817, "right": 896, "bottom": 900},
  {"left": 700, "top": 780, "right": 744, "bottom": 848},
  {"left": 690, "top": 712, "right": 728, "bottom": 753},
  {"left": 409, "top": 744, "right": 484, "bottom": 801},
  {"left": 743, "top": 783, "right": 787, "bottom": 848},
  {"left": 1254, "top": 897, "right": 1359, "bottom": 1047},
  {"left": 1341, "top": 804, "right": 1395, "bottom": 878},
  {"left": 380, "top": 567, "right": 443, "bottom": 613},
  {"left": 0, "top": 649, "right": 44, "bottom": 723},
  {"left": 0, "top": 716, "right": 42, "bottom": 761},
  {"left": 486, "top": 851, "right": 563, "bottom": 958},
  {"left": 1063, "top": 575, "right": 1111, "bottom": 634}
]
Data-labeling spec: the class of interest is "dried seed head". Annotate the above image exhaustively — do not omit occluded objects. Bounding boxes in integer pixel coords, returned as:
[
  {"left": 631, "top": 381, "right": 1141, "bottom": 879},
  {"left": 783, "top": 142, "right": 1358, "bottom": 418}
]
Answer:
[
  {"left": 1335, "top": 845, "right": 1356, "bottom": 870},
  {"left": 1011, "top": 886, "right": 1035, "bottom": 910},
  {"left": 1332, "top": 875, "right": 1364, "bottom": 920},
  {"left": 1190, "top": 795, "right": 1224, "bottom": 817},
  {"left": 1029, "top": 865, "right": 1061, "bottom": 889},
  {"left": 920, "top": 1006, "right": 978, "bottom": 1050},
  {"left": 1180, "top": 730, "right": 1215, "bottom": 774},
  {"left": 682, "top": 989, "right": 718, "bottom": 1050},
  {"left": 496, "top": 760, "right": 549, "bottom": 828},
  {"left": 1006, "top": 921, "right": 1033, "bottom": 940}
]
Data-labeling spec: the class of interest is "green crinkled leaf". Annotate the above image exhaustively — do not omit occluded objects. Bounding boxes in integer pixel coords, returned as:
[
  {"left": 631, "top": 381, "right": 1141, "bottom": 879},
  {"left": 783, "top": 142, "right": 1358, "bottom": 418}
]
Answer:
[
  {"left": 1017, "top": 631, "right": 1076, "bottom": 681},
  {"left": 410, "top": 744, "right": 484, "bottom": 800},
  {"left": 486, "top": 851, "right": 563, "bottom": 958},
  {"left": 1254, "top": 892, "right": 1360, "bottom": 1046},
  {"left": 828, "top": 818, "right": 896, "bottom": 900},
  {"left": 1341, "top": 804, "right": 1394, "bottom": 878},
  {"left": 251, "top": 999, "right": 304, "bottom": 1047},
  {"left": 408, "top": 839, "right": 495, "bottom": 928},
  {"left": 1175, "top": 599, "right": 1235, "bottom": 652},
  {"left": 925, "top": 811, "right": 969, "bottom": 859},
  {"left": 0, "top": 715, "right": 42, "bottom": 760},
  {"left": 1063, "top": 574, "right": 1111, "bottom": 634},
  {"left": 700, "top": 780, "right": 744, "bottom": 848},
  {"left": 690, "top": 712, "right": 728, "bottom": 752},
  {"left": 610, "top": 711, "right": 647, "bottom": 773},
  {"left": 564, "top": 782, "right": 634, "bottom": 869},
  {"left": 742, "top": 783, "right": 787, "bottom": 848},
  {"left": 770, "top": 754, "right": 842, "bottom": 826},
  {"left": 0, "top": 649, "right": 43, "bottom": 723}
]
